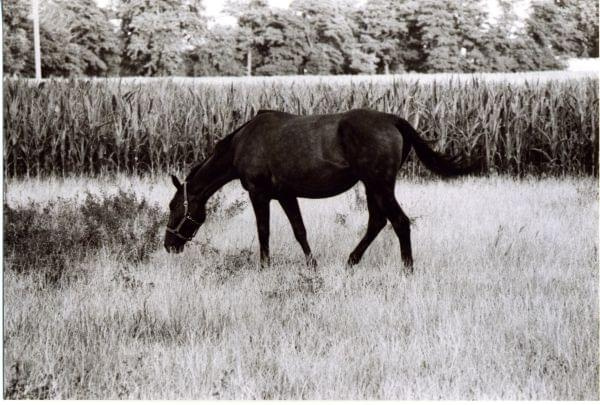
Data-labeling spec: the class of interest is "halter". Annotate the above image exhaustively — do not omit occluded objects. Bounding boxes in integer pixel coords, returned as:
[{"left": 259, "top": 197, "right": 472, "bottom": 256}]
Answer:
[{"left": 166, "top": 181, "right": 202, "bottom": 242}]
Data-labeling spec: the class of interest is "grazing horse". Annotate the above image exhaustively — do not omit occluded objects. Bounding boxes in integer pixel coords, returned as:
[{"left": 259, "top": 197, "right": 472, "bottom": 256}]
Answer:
[{"left": 165, "top": 108, "right": 477, "bottom": 271}]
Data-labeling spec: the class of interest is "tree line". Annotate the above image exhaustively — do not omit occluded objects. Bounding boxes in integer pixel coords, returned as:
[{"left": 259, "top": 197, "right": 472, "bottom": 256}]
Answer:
[{"left": 3, "top": 0, "right": 598, "bottom": 77}]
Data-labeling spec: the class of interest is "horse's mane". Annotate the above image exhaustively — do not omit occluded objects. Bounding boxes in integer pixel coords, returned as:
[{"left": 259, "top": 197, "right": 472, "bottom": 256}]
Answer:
[
  {"left": 185, "top": 110, "right": 278, "bottom": 181},
  {"left": 184, "top": 131, "right": 236, "bottom": 181}
]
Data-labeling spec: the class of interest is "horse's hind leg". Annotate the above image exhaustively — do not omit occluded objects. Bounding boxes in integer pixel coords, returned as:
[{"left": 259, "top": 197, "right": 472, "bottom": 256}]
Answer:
[
  {"left": 278, "top": 195, "right": 317, "bottom": 268},
  {"left": 347, "top": 189, "right": 387, "bottom": 266},
  {"left": 373, "top": 188, "right": 414, "bottom": 271}
]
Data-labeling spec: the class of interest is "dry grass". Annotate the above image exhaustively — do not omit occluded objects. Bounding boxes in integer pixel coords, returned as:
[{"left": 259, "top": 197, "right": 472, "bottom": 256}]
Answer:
[{"left": 3, "top": 175, "right": 598, "bottom": 399}]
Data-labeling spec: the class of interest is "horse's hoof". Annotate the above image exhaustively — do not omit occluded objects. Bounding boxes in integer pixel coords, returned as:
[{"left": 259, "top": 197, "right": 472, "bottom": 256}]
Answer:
[
  {"left": 306, "top": 256, "right": 318, "bottom": 269},
  {"left": 346, "top": 254, "right": 360, "bottom": 267}
]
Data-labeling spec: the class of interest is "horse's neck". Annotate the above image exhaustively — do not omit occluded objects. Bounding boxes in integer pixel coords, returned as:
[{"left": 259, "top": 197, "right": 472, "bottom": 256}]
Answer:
[{"left": 189, "top": 150, "right": 236, "bottom": 203}]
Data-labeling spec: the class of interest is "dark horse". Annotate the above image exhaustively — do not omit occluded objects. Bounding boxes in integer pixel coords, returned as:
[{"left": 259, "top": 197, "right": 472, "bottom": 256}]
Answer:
[{"left": 165, "top": 109, "right": 477, "bottom": 270}]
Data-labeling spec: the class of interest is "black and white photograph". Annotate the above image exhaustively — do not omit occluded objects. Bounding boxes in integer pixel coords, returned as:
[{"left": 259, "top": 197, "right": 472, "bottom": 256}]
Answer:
[{"left": 2, "top": 0, "right": 599, "bottom": 400}]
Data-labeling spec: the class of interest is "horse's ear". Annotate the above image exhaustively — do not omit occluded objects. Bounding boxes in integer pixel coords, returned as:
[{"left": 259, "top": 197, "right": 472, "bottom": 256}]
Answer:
[{"left": 171, "top": 174, "right": 182, "bottom": 190}]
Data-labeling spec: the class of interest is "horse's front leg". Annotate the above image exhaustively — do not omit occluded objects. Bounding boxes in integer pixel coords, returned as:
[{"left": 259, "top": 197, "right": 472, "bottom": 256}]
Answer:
[
  {"left": 249, "top": 193, "right": 271, "bottom": 268},
  {"left": 278, "top": 195, "right": 317, "bottom": 269}
]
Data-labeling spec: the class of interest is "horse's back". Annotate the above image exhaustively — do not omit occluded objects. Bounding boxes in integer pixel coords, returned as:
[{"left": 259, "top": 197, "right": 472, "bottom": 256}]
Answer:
[{"left": 232, "top": 109, "right": 402, "bottom": 197}]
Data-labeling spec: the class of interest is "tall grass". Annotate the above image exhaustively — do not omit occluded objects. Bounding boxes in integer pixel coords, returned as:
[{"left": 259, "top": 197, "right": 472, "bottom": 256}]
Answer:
[
  {"left": 3, "top": 176, "right": 598, "bottom": 399},
  {"left": 3, "top": 74, "right": 598, "bottom": 177}
]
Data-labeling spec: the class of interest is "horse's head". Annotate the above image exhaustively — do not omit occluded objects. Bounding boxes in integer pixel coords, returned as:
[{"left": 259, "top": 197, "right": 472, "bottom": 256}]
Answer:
[{"left": 164, "top": 174, "right": 206, "bottom": 253}]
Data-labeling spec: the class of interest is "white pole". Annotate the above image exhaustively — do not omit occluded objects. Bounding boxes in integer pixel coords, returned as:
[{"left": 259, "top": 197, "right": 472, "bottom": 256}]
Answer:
[
  {"left": 32, "top": 0, "right": 41, "bottom": 79},
  {"left": 247, "top": 47, "right": 252, "bottom": 77}
]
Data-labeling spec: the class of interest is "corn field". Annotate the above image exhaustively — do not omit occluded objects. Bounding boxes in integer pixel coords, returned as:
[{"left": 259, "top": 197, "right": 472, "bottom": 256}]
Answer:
[{"left": 3, "top": 75, "right": 598, "bottom": 177}]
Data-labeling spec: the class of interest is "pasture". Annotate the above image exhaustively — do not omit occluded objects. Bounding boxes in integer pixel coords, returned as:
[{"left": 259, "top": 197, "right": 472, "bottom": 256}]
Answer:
[
  {"left": 3, "top": 72, "right": 599, "bottom": 399},
  {"left": 3, "top": 175, "right": 598, "bottom": 399}
]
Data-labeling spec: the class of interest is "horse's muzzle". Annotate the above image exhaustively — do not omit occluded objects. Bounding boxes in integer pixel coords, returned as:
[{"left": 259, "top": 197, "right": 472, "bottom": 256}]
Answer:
[
  {"left": 164, "top": 232, "right": 185, "bottom": 254},
  {"left": 165, "top": 244, "right": 184, "bottom": 254}
]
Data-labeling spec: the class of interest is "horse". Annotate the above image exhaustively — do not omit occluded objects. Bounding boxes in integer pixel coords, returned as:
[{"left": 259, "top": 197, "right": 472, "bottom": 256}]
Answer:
[{"left": 164, "top": 108, "right": 478, "bottom": 271}]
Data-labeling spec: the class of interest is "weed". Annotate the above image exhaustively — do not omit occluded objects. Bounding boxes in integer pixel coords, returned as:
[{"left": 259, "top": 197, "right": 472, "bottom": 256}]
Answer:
[
  {"left": 335, "top": 213, "right": 348, "bottom": 226},
  {"left": 352, "top": 186, "right": 368, "bottom": 211},
  {"left": 224, "top": 198, "right": 247, "bottom": 219},
  {"left": 4, "top": 362, "right": 53, "bottom": 400},
  {"left": 205, "top": 190, "right": 224, "bottom": 219}
]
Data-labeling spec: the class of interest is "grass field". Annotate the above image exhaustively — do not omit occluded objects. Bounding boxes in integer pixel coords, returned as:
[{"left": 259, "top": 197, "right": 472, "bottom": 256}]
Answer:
[{"left": 4, "top": 174, "right": 598, "bottom": 399}]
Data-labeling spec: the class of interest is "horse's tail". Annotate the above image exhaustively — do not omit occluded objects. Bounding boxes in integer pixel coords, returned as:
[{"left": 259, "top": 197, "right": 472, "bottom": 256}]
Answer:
[{"left": 394, "top": 117, "right": 481, "bottom": 178}]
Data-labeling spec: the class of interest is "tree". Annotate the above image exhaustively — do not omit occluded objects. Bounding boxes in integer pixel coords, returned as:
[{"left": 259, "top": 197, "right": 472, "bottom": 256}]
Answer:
[
  {"left": 404, "top": 0, "right": 461, "bottom": 72},
  {"left": 3, "top": 0, "right": 33, "bottom": 76},
  {"left": 354, "top": 0, "right": 406, "bottom": 74},
  {"left": 5, "top": 0, "right": 593, "bottom": 78},
  {"left": 572, "top": 0, "right": 599, "bottom": 57},
  {"left": 291, "top": 0, "right": 375, "bottom": 74},
  {"left": 399, "top": 0, "right": 491, "bottom": 73},
  {"left": 225, "top": 0, "right": 314, "bottom": 75},
  {"left": 254, "top": 9, "right": 310, "bottom": 75},
  {"left": 224, "top": 0, "right": 271, "bottom": 75},
  {"left": 2, "top": 0, "right": 85, "bottom": 78},
  {"left": 119, "top": 0, "right": 205, "bottom": 76},
  {"left": 57, "top": 0, "right": 120, "bottom": 76},
  {"left": 477, "top": 0, "right": 522, "bottom": 72},
  {"left": 509, "top": 35, "right": 565, "bottom": 70},
  {"left": 479, "top": 1, "right": 564, "bottom": 72},
  {"left": 3, "top": 0, "right": 120, "bottom": 77},
  {"left": 451, "top": 0, "right": 491, "bottom": 72},
  {"left": 38, "top": 2, "right": 86, "bottom": 77},
  {"left": 186, "top": 24, "right": 245, "bottom": 76},
  {"left": 531, "top": 0, "right": 599, "bottom": 58},
  {"left": 526, "top": 0, "right": 583, "bottom": 57}
]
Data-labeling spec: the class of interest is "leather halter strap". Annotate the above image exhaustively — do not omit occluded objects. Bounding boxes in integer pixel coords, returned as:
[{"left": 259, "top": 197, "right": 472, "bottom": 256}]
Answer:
[{"left": 166, "top": 181, "right": 201, "bottom": 242}]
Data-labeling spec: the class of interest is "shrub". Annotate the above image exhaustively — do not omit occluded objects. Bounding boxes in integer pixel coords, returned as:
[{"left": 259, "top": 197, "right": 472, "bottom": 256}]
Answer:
[
  {"left": 79, "top": 190, "right": 164, "bottom": 263},
  {"left": 4, "top": 191, "right": 165, "bottom": 286}
]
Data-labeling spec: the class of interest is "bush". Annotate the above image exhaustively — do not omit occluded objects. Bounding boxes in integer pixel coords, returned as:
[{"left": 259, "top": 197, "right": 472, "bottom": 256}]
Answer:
[
  {"left": 79, "top": 191, "right": 164, "bottom": 263},
  {"left": 4, "top": 190, "right": 165, "bottom": 286}
]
